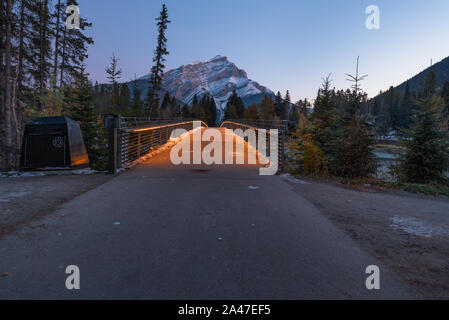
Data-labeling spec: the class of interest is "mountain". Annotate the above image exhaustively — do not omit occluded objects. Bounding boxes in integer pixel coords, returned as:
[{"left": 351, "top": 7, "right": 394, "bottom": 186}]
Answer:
[
  {"left": 127, "top": 55, "right": 275, "bottom": 119},
  {"left": 366, "top": 56, "right": 449, "bottom": 134},
  {"left": 380, "top": 56, "right": 449, "bottom": 96}
]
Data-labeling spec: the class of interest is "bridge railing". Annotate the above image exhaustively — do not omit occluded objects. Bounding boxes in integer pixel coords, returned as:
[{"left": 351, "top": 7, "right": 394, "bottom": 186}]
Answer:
[
  {"left": 119, "top": 120, "right": 208, "bottom": 169},
  {"left": 119, "top": 117, "right": 198, "bottom": 130},
  {"left": 105, "top": 116, "right": 207, "bottom": 172},
  {"left": 220, "top": 119, "right": 290, "bottom": 173}
]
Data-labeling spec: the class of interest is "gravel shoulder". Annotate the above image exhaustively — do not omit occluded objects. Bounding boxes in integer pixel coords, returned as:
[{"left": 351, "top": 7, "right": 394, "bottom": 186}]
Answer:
[
  {"left": 0, "top": 173, "right": 112, "bottom": 239},
  {"left": 283, "top": 175, "right": 449, "bottom": 299}
]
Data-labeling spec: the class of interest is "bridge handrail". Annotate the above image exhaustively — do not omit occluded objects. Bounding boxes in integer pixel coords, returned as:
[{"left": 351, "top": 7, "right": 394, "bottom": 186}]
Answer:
[
  {"left": 123, "top": 120, "right": 208, "bottom": 133},
  {"left": 220, "top": 119, "right": 291, "bottom": 131},
  {"left": 119, "top": 117, "right": 204, "bottom": 130}
]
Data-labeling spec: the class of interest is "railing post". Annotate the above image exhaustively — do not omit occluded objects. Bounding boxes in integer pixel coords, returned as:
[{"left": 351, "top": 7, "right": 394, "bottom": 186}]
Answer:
[
  {"left": 105, "top": 114, "right": 119, "bottom": 174},
  {"left": 137, "top": 133, "right": 142, "bottom": 159}
]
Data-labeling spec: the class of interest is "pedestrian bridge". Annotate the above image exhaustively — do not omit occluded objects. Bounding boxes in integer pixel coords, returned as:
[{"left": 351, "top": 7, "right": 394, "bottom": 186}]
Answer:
[{"left": 104, "top": 116, "right": 290, "bottom": 174}]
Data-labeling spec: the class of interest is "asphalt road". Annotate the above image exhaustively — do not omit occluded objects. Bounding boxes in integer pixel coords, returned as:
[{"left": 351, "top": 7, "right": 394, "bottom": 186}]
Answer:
[{"left": 0, "top": 129, "right": 419, "bottom": 299}]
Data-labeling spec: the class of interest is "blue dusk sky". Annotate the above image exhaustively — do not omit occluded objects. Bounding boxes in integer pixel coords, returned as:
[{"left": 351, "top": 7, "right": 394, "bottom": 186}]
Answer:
[{"left": 78, "top": 0, "right": 449, "bottom": 102}]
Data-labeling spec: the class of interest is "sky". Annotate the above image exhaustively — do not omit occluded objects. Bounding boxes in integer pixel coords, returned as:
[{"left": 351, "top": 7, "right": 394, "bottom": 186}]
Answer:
[{"left": 78, "top": 0, "right": 449, "bottom": 102}]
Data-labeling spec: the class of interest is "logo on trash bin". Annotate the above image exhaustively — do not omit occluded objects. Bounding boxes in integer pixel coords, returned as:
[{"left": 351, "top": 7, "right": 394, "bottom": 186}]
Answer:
[{"left": 53, "top": 136, "right": 64, "bottom": 148}]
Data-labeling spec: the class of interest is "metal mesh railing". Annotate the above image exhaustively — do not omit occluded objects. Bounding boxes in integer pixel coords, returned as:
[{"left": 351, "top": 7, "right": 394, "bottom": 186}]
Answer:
[
  {"left": 220, "top": 120, "right": 288, "bottom": 172},
  {"left": 118, "top": 119, "right": 207, "bottom": 168}
]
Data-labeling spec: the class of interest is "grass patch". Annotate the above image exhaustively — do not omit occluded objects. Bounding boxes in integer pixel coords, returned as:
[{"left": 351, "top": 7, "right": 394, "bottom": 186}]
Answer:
[
  {"left": 288, "top": 170, "right": 449, "bottom": 198},
  {"left": 392, "top": 182, "right": 449, "bottom": 197}
]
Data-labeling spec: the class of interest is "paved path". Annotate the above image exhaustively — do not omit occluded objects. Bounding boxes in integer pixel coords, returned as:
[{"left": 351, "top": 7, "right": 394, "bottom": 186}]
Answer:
[{"left": 0, "top": 129, "right": 419, "bottom": 299}]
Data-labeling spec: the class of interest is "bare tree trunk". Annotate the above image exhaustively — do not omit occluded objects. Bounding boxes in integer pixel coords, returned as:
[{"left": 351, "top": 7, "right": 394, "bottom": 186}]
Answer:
[
  {"left": 17, "top": 0, "right": 25, "bottom": 94},
  {"left": 4, "top": 0, "right": 14, "bottom": 167},
  {"left": 52, "top": 0, "right": 61, "bottom": 88},
  {"left": 39, "top": 0, "right": 44, "bottom": 99},
  {"left": 59, "top": 26, "right": 67, "bottom": 88},
  {"left": 11, "top": 0, "right": 27, "bottom": 147},
  {"left": 0, "top": 0, "right": 4, "bottom": 167}
]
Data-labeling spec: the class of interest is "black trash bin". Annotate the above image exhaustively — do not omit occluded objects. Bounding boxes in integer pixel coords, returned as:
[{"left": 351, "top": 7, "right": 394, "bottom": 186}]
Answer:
[{"left": 20, "top": 116, "right": 89, "bottom": 170}]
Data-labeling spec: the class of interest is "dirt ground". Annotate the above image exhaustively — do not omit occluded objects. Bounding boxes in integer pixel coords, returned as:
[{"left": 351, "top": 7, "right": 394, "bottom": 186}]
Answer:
[
  {"left": 0, "top": 173, "right": 112, "bottom": 239},
  {"left": 283, "top": 174, "right": 449, "bottom": 299}
]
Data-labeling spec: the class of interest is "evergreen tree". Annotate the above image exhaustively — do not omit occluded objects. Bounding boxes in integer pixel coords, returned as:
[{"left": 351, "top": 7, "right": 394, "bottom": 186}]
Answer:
[
  {"left": 105, "top": 53, "right": 122, "bottom": 113},
  {"left": 191, "top": 94, "right": 206, "bottom": 121},
  {"left": 399, "top": 82, "right": 413, "bottom": 129},
  {"left": 66, "top": 71, "right": 108, "bottom": 170},
  {"left": 398, "top": 95, "right": 449, "bottom": 183},
  {"left": 208, "top": 97, "right": 217, "bottom": 125},
  {"left": 421, "top": 70, "right": 437, "bottom": 99},
  {"left": 332, "top": 57, "right": 377, "bottom": 178},
  {"left": 281, "top": 90, "right": 290, "bottom": 120},
  {"left": 182, "top": 104, "right": 193, "bottom": 118},
  {"left": 170, "top": 96, "right": 182, "bottom": 118},
  {"left": 274, "top": 91, "right": 282, "bottom": 118},
  {"left": 57, "top": 0, "right": 93, "bottom": 87},
  {"left": 398, "top": 74, "right": 449, "bottom": 183},
  {"left": 147, "top": 4, "right": 171, "bottom": 116},
  {"left": 385, "top": 86, "right": 401, "bottom": 131},
  {"left": 289, "top": 104, "right": 300, "bottom": 124},
  {"left": 441, "top": 81, "right": 449, "bottom": 129},
  {"left": 118, "top": 83, "right": 131, "bottom": 113},
  {"left": 224, "top": 103, "right": 238, "bottom": 120},
  {"left": 130, "top": 75, "right": 143, "bottom": 116},
  {"left": 258, "top": 96, "right": 277, "bottom": 120},
  {"left": 244, "top": 104, "right": 259, "bottom": 120},
  {"left": 160, "top": 91, "right": 172, "bottom": 118},
  {"left": 227, "top": 90, "right": 245, "bottom": 119},
  {"left": 311, "top": 75, "right": 337, "bottom": 156},
  {"left": 202, "top": 96, "right": 217, "bottom": 126}
]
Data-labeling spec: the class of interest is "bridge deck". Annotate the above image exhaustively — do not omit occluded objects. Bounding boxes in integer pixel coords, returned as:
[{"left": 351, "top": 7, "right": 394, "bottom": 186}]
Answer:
[{"left": 0, "top": 129, "right": 417, "bottom": 299}]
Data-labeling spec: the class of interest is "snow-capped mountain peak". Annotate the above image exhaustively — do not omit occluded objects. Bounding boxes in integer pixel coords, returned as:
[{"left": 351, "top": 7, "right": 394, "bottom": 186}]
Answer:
[{"left": 134, "top": 56, "right": 274, "bottom": 120}]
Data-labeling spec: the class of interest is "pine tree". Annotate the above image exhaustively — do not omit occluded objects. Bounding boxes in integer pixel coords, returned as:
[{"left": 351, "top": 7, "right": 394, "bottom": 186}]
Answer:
[
  {"left": 398, "top": 74, "right": 449, "bottom": 184},
  {"left": 289, "top": 104, "right": 300, "bottom": 124},
  {"left": 399, "top": 82, "right": 413, "bottom": 129},
  {"left": 105, "top": 53, "right": 122, "bottom": 113},
  {"left": 130, "top": 75, "right": 143, "bottom": 117},
  {"left": 171, "top": 96, "right": 182, "bottom": 118},
  {"left": 58, "top": 0, "right": 93, "bottom": 87},
  {"left": 118, "top": 83, "right": 131, "bottom": 114},
  {"left": 160, "top": 91, "right": 172, "bottom": 118},
  {"left": 332, "top": 57, "right": 377, "bottom": 178},
  {"left": 311, "top": 75, "right": 336, "bottom": 156},
  {"left": 274, "top": 91, "right": 282, "bottom": 118},
  {"left": 244, "top": 104, "right": 258, "bottom": 120},
  {"left": 227, "top": 90, "right": 245, "bottom": 119},
  {"left": 182, "top": 104, "right": 193, "bottom": 118},
  {"left": 421, "top": 70, "right": 437, "bottom": 99},
  {"left": 66, "top": 71, "right": 108, "bottom": 170},
  {"left": 385, "top": 86, "right": 401, "bottom": 131},
  {"left": 258, "top": 96, "right": 277, "bottom": 120},
  {"left": 224, "top": 103, "right": 238, "bottom": 120},
  {"left": 147, "top": 4, "right": 170, "bottom": 116},
  {"left": 191, "top": 94, "right": 206, "bottom": 121},
  {"left": 441, "top": 81, "right": 449, "bottom": 129},
  {"left": 207, "top": 97, "right": 217, "bottom": 125},
  {"left": 281, "top": 90, "right": 290, "bottom": 120}
]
